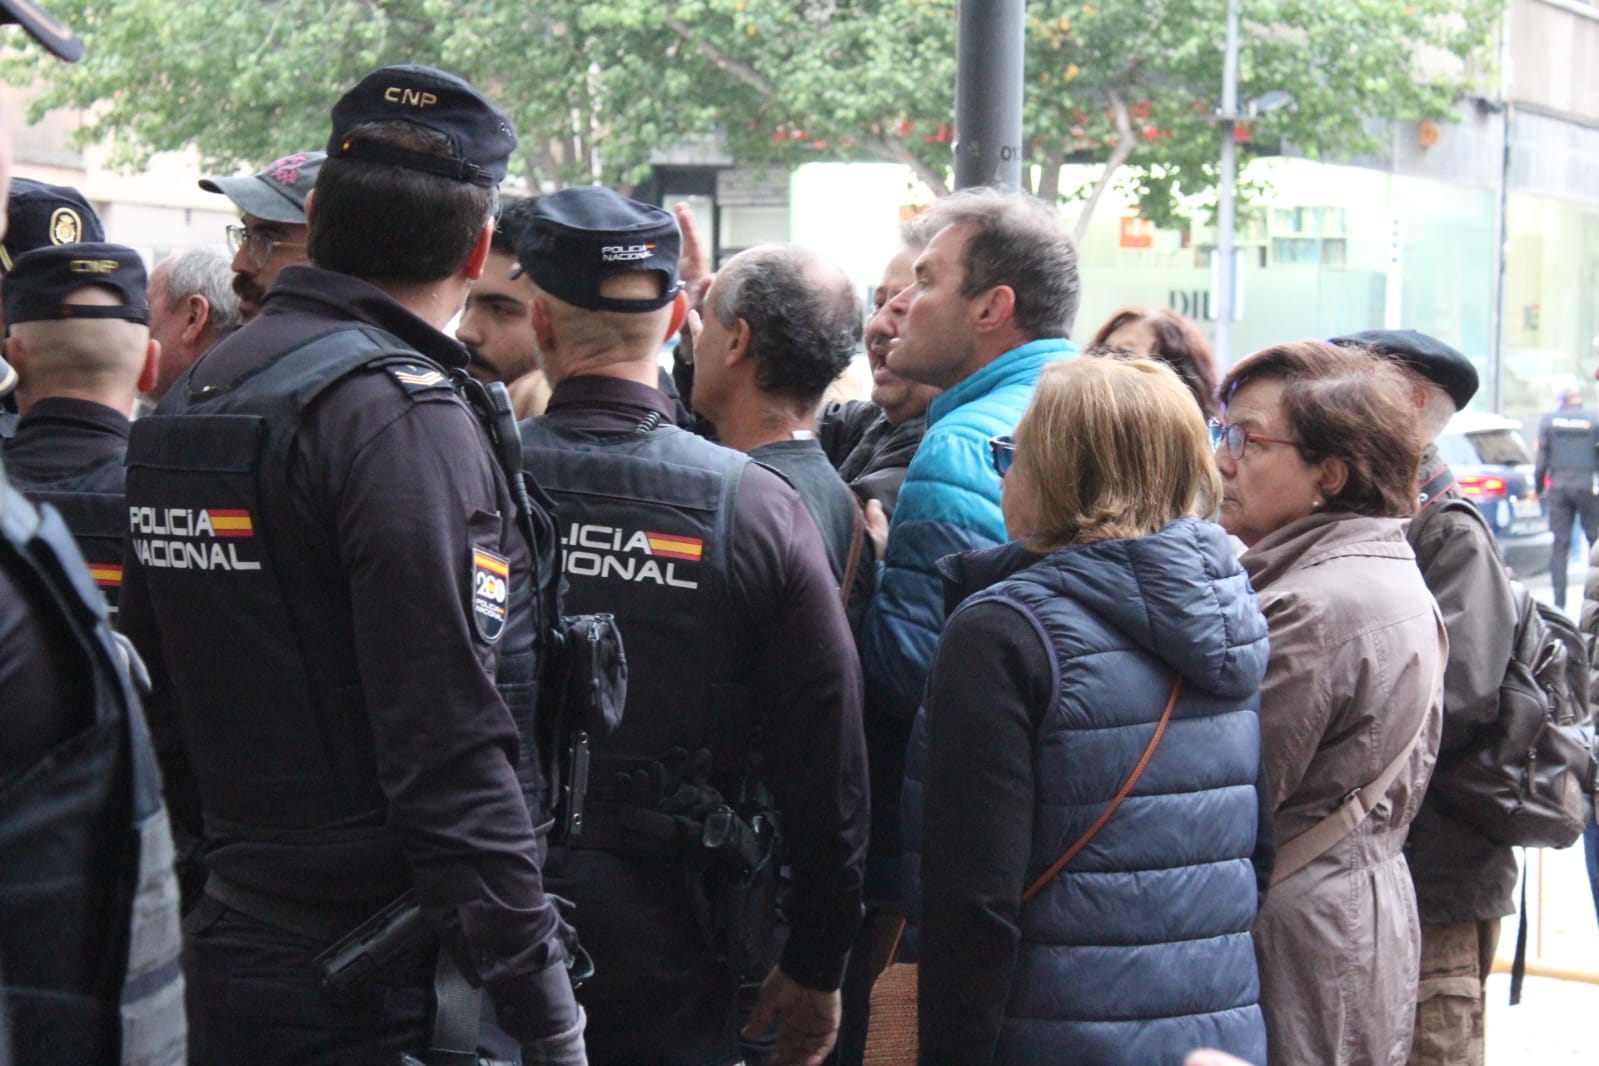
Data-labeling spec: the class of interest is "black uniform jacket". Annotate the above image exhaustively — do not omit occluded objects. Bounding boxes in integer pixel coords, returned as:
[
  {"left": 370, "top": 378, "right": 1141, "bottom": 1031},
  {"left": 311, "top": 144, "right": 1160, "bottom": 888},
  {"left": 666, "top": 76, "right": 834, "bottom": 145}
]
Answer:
[
  {"left": 120, "top": 266, "right": 576, "bottom": 1039},
  {"left": 540, "top": 375, "right": 869, "bottom": 992},
  {"left": 3, "top": 397, "right": 130, "bottom": 608}
]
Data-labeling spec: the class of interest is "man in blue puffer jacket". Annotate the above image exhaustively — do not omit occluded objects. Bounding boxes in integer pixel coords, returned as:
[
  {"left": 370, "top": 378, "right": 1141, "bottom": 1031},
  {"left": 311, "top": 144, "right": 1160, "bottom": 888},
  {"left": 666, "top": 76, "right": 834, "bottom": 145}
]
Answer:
[{"left": 858, "top": 187, "right": 1079, "bottom": 707}]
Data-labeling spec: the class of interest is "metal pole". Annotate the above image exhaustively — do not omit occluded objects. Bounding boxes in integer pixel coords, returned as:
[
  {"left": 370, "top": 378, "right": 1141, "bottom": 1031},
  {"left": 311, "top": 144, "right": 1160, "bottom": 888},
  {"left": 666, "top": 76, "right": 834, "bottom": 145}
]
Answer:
[
  {"left": 1215, "top": 0, "right": 1241, "bottom": 366},
  {"left": 1488, "top": 0, "right": 1514, "bottom": 412},
  {"left": 954, "top": 0, "right": 1025, "bottom": 190}
]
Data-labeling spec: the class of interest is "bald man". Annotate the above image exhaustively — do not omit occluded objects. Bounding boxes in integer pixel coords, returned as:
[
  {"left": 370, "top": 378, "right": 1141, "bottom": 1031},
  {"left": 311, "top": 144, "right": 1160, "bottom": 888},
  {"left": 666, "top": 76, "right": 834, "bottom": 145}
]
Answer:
[{"left": 2, "top": 243, "right": 158, "bottom": 612}]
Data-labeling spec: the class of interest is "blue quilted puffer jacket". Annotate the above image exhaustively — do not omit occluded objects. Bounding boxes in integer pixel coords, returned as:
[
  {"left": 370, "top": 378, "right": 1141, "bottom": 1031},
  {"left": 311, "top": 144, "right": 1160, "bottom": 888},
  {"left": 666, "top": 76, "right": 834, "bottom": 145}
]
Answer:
[
  {"left": 858, "top": 337, "right": 1075, "bottom": 707},
  {"left": 902, "top": 519, "right": 1271, "bottom": 1065}
]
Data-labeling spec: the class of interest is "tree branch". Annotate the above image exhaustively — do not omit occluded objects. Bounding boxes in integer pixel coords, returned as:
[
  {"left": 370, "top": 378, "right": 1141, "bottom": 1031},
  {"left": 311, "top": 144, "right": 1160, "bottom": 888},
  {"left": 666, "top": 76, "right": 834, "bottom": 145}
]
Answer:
[
  {"left": 1071, "top": 91, "right": 1136, "bottom": 247},
  {"left": 869, "top": 133, "right": 952, "bottom": 197},
  {"left": 664, "top": 17, "right": 776, "bottom": 98}
]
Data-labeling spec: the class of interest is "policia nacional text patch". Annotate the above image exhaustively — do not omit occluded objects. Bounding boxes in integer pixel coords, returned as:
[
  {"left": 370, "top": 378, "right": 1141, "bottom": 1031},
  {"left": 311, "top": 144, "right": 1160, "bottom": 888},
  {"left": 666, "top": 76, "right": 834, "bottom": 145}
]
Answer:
[{"left": 471, "top": 547, "right": 509, "bottom": 643}]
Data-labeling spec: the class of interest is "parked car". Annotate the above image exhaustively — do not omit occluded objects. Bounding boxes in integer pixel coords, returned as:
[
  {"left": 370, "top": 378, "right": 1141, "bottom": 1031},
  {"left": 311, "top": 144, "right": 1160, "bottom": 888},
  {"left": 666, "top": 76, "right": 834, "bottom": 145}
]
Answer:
[{"left": 1436, "top": 410, "right": 1550, "bottom": 577}]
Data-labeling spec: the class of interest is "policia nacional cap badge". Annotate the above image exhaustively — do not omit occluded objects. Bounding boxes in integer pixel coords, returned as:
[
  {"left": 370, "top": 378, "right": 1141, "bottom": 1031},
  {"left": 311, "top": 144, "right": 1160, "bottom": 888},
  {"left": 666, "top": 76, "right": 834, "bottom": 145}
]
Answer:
[
  {"left": 471, "top": 547, "right": 510, "bottom": 644},
  {"left": 1, "top": 179, "right": 105, "bottom": 273}
]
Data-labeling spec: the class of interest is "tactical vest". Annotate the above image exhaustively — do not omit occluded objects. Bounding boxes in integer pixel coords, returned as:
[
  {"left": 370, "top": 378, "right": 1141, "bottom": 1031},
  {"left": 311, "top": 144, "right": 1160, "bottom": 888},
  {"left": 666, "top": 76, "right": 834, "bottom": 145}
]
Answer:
[
  {"left": 0, "top": 477, "right": 185, "bottom": 1066},
  {"left": 519, "top": 420, "right": 754, "bottom": 789},
  {"left": 1547, "top": 408, "right": 1599, "bottom": 478},
  {"left": 7, "top": 453, "right": 127, "bottom": 613},
  {"left": 125, "top": 326, "right": 543, "bottom": 846}
]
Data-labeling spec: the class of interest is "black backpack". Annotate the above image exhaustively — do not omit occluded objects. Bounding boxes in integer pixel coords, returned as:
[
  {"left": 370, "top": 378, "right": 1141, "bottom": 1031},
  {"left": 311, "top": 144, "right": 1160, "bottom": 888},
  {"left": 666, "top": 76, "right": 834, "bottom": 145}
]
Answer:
[{"left": 1434, "top": 581, "right": 1597, "bottom": 849}]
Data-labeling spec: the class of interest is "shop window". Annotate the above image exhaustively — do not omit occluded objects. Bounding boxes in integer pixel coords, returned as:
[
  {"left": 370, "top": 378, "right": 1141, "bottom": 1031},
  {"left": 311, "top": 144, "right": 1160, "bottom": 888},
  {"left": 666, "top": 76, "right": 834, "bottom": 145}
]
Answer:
[{"left": 1268, "top": 205, "right": 1347, "bottom": 268}]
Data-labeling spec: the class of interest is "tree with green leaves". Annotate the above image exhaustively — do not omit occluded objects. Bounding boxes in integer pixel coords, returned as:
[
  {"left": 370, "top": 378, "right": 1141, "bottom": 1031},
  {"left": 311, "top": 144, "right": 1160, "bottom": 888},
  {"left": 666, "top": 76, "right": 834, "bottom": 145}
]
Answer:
[{"left": 3, "top": 0, "right": 1496, "bottom": 236}]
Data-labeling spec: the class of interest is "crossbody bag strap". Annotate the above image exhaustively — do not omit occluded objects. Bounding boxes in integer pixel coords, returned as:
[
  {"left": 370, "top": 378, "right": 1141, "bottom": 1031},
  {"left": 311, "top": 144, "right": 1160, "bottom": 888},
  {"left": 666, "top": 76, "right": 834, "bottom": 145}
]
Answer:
[
  {"left": 839, "top": 502, "right": 866, "bottom": 611},
  {"left": 1269, "top": 713, "right": 1429, "bottom": 886},
  {"left": 1021, "top": 674, "right": 1183, "bottom": 903},
  {"left": 1270, "top": 630, "right": 1446, "bottom": 889}
]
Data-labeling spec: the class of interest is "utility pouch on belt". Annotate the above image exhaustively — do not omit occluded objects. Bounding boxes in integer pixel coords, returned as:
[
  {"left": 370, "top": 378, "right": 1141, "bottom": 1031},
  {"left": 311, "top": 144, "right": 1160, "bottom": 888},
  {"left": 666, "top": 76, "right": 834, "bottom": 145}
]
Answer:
[{"left": 544, "top": 613, "right": 626, "bottom": 842}]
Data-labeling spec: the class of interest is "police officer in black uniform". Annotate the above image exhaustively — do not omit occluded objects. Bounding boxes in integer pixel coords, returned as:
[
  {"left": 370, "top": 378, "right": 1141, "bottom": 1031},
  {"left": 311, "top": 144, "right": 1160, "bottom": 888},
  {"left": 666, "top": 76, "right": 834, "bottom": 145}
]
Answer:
[
  {"left": 517, "top": 187, "right": 868, "bottom": 1066},
  {"left": 1, "top": 4, "right": 187, "bottom": 1064},
  {"left": 1, "top": 244, "right": 157, "bottom": 616},
  {"left": 119, "top": 65, "right": 585, "bottom": 1065},
  {"left": 0, "top": 177, "right": 105, "bottom": 439},
  {"left": 1, "top": 459, "right": 186, "bottom": 1066},
  {"left": 1535, "top": 376, "right": 1599, "bottom": 607}
]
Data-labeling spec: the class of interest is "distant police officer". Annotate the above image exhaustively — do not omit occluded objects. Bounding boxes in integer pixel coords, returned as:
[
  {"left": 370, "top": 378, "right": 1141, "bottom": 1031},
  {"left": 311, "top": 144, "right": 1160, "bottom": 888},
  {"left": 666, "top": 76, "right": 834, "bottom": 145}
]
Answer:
[
  {"left": 1535, "top": 375, "right": 1599, "bottom": 607},
  {"left": 0, "top": 177, "right": 106, "bottom": 437},
  {"left": 2, "top": 244, "right": 158, "bottom": 616},
  {"left": 0, "top": 4, "right": 186, "bottom": 1065},
  {"left": 120, "top": 65, "right": 585, "bottom": 1065},
  {"left": 518, "top": 186, "right": 868, "bottom": 1066}
]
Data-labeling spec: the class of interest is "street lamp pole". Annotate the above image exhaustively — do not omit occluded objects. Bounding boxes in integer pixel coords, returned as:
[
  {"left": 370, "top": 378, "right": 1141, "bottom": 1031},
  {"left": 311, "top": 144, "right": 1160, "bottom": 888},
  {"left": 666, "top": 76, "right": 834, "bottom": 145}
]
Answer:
[
  {"left": 954, "top": 0, "right": 1025, "bottom": 190},
  {"left": 1215, "top": 0, "right": 1241, "bottom": 366}
]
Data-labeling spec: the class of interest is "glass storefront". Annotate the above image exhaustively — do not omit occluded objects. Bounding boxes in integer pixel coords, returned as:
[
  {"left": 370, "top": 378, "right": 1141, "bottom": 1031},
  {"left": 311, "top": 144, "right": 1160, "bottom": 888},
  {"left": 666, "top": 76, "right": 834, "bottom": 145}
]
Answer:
[{"left": 1501, "top": 193, "right": 1599, "bottom": 423}]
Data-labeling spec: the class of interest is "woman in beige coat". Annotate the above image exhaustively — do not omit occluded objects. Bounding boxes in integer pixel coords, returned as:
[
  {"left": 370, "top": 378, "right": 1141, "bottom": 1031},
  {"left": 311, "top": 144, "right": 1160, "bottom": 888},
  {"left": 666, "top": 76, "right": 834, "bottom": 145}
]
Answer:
[{"left": 1214, "top": 341, "right": 1446, "bottom": 1066}]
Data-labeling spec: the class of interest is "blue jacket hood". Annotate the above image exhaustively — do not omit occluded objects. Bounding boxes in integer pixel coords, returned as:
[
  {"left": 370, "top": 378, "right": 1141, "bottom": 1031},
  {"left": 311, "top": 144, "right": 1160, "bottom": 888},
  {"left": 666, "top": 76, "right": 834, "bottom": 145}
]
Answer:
[{"left": 944, "top": 517, "right": 1267, "bottom": 699}]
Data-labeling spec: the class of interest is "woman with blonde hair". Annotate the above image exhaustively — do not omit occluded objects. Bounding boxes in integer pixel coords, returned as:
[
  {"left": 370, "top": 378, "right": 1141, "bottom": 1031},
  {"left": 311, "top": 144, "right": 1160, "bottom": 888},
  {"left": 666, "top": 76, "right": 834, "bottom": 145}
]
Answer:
[
  {"left": 906, "top": 357, "right": 1272, "bottom": 1064},
  {"left": 1214, "top": 341, "right": 1445, "bottom": 1066}
]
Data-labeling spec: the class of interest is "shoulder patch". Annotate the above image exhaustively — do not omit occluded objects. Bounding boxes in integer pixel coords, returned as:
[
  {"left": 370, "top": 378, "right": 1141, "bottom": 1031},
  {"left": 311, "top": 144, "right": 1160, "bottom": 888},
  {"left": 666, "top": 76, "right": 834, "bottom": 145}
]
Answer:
[{"left": 385, "top": 362, "right": 452, "bottom": 395}]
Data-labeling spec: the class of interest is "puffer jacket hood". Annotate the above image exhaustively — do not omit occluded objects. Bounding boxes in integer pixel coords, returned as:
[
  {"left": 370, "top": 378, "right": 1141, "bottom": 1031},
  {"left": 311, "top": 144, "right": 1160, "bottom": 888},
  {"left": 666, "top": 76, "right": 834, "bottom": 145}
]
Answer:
[{"left": 940, "top": 517, "right": 1268, "bottom": 700}]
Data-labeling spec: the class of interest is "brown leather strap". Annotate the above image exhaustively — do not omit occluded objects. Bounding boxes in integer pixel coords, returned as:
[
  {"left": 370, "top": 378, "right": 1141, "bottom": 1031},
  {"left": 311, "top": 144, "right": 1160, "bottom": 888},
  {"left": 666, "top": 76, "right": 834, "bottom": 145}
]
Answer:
[
  {"left": 1021, "top": 674, "right": 1183, "bottom": 903},
  {"left": 839, "top": 500, "right": 866, "bottom": 610}
]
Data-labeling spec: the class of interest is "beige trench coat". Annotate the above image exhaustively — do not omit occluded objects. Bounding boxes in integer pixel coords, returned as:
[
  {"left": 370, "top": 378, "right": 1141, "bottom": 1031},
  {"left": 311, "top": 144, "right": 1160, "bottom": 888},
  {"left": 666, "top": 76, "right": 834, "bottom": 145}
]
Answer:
[{"left": 1242, "top": 513, "right": 1446, "bottom": 1066}]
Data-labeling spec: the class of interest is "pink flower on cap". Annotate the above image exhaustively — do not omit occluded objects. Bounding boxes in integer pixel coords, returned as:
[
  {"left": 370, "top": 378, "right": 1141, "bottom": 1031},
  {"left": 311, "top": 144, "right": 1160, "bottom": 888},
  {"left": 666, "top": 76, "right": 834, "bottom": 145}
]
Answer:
[{"left": 267, "top": 154, "right": 309, "bottom": 188}]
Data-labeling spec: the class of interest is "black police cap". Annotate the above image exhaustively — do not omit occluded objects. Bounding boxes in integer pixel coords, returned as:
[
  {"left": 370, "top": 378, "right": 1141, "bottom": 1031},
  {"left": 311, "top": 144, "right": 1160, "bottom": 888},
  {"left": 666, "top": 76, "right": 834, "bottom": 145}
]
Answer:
[
  {"left": 0, "top": 0, "right": 81, "bottom": 62},
  {"left": 518, "top": 186, "right": 682, "bottom": 314},
  {"left": 328, "top": 65, "right": 516, "bottom": 187},
  {"left": 1, "top": 178, "right": 105, "bottom": 273},
  {"left": 3, "top": 243, "right": 149, "bottom": 328},
  {"left": 1330, "top": 329, "right": 1478, "bottom": 409}
]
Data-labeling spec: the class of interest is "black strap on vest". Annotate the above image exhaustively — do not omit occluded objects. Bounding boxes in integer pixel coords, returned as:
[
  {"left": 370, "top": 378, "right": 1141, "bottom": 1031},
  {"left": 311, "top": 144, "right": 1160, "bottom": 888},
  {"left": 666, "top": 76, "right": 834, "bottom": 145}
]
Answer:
[{"left": 1416, "top": 465, "right": 1458, "bottom": 512}]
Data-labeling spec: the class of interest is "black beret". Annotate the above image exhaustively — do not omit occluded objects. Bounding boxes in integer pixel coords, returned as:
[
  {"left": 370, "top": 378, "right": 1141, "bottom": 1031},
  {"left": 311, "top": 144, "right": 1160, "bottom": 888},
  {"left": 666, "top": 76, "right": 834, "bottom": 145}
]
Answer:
[
  {"left": 1331, "top": 328, "right": 1478, "bottom": 409},
  {"left": 328, "top": 65, "right": 516, "bottom": 187},
  {"left": 3, "top": 243, "right": 149, "bottom": 328},
  {"left": 517, "top": 186, "right": 681, "bottom": 313},
  {"left": 1, "top": 179, "right": 104, "bottom": 273}
]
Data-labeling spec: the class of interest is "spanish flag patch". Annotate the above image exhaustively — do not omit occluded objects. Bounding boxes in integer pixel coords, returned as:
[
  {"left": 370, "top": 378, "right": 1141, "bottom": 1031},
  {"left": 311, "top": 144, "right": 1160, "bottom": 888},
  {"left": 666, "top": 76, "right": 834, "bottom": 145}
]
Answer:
[
  {"left": 645, "top": 532, "right": 704, "bottom": 562},
  {"left": 206, "top": 509, "right": 254, "bottom": 537},
  {"left": 88, "top": 563, "right": 123, "bottom": 588}
]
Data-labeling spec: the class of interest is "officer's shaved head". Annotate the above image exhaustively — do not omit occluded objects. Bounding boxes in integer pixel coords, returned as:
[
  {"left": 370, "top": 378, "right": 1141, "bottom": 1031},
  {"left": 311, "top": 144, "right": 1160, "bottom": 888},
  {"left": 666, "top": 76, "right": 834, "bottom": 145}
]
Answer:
[
  {"left": 8, "top": 286, "right": 153, "bottom": 411},
  {"left": 531, "top": 272, "right": 679, "bottom": 383}
]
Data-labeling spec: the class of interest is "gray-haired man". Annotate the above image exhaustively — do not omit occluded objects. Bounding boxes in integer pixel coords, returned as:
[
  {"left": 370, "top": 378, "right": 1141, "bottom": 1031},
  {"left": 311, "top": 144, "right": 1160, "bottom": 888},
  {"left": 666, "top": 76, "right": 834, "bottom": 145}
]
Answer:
[{"left": 145, "top": 248, "right": 241, "bottom": 403}]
